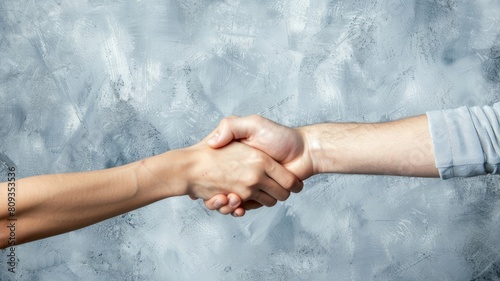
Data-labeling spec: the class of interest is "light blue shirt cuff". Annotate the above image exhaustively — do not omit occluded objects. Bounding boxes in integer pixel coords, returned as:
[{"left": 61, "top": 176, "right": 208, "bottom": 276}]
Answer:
[{"left": 426, "top": 106, "right": 486, "bottom": 179}]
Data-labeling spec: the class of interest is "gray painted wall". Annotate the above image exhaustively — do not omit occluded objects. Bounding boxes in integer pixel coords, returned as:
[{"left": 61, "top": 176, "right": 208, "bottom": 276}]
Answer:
[{"left": 1, "top": 1, "right": 499, "bottom": 280}]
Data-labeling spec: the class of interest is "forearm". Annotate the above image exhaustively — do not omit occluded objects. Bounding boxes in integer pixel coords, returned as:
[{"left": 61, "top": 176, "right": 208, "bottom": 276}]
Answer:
[
  {"left": 0, "top": 139, "right": 298, "bottom": 246},
  {"left": 0, "top": 151, "right": 184, "bottom": 248},
  {"left": 299, "top": 115, "right": 439, "bottom": 177}
]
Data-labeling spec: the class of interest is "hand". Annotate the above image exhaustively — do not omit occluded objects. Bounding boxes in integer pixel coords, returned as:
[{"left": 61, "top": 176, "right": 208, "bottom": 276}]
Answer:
[
  {"left": 141, "top": 137, "right": 303, "bottom": 209},
  {"left": 208, "top": 115, "right": 314, "bottom": 180},
  {"left": 204, "top": 115, "right": 315, "bottom": 215},
  {"left": 185, "top": 141, "right": 303, "bottom": 204}
]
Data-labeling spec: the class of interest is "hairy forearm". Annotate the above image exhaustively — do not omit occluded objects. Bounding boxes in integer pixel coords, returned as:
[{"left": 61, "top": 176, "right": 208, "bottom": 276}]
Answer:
[
  {"left": 0, "top": 151, "right": 183, "bottom": 249},
  {"left": 299, "top": 115, "right": 439, "bottom": 177}
]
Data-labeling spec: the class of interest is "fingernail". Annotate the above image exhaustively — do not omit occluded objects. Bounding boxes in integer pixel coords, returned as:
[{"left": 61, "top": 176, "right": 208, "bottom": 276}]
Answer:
[
  {"left": 229, "top": 196, "right": 238, "bottom": 207},
  {"left": 207, "top": 132, "right": 219, "bottom": 145},
  {"left": 214, "top": 199, "right": 223, "bottom": 209}
]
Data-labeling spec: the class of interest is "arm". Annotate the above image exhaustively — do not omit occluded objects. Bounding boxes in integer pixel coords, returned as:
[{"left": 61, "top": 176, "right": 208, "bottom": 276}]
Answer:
[
  {"left": 0, "top": 140, "right": 301, "bottom": 248},
  {"left": 206, "top": 114, "right": 439, "bottom": 214},
  {"left": 208, "top": 114, "right": 438, "bottom": 179},
  {"left": 210, "top": 102, "right": 500, "bottom": 179},
  {"left": 299, "top": 114, "right": 438, "bottom": 177},
  {"left": 208, "top": 103, "right": 500, "bottom": 213}
]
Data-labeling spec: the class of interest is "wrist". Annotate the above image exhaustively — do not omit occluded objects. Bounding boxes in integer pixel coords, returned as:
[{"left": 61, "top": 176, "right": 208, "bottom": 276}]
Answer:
[
  {"left": 297, "top": 123, "right": 346, "bottom": 175},
  {"left": 295, "top": 126, "right": 322, "bottom": 178},
  {"left": 137, "top": 149, "right": 191, "bottom": 199}
]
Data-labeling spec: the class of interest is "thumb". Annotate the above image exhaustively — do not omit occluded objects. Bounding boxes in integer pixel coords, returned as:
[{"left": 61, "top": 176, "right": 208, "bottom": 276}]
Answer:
[{"left": 207, "top": 116, "right": 255, "bottom": 148}]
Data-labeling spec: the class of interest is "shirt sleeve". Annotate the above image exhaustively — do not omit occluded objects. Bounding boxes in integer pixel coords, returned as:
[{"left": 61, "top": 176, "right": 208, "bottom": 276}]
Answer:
[{"left": 426, "top": 102, "right": 500, "bottom": 179}]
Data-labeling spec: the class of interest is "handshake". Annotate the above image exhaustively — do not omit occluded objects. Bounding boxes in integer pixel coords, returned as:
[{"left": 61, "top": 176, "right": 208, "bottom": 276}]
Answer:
[
  {"left": 141, "top": 113, "right": 438, "bottom": 217},
  {"left": 7, "top": 103, "right": 497, "bottom": 247},
  {"left": 143, "top": 115, "right": 315, "bottom": 217},
  {"left": 1, "top": 113, "right": 437, "bottom": 247}
]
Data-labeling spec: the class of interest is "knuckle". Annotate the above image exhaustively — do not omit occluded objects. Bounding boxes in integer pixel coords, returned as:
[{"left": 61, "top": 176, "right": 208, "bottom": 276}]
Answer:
[
  {"left": 254, "top": 155, "right": 268, "bottom": 167},
  {"left": 239, "top": 189, "right": 253, "bottom": 201},
  {"left": 248, "top": 114, "right": 261, "bottom": 121},
  {"left": 265, "top": 159, "right": 276, "bottom": 172},
  {"left": 205, "top": 203, "right": 216, "bottom": 210},
  {"left": 219, "top": 117, "right": 232, "bottom": 128},
  {"left": 244, "top": 173, "right": 262, "bottom": 186}
]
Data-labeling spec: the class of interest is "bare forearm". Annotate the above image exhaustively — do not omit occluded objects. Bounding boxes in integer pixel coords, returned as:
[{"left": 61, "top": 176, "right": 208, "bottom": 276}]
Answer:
[
  {"left": 299, "top": 115, "right": 439, "bottom": 177},
  {"left": 0, "top": 139, "right": 298, "bottom": 247},
  {"left": 0, "top": 152, "right": 182, "bottom": 248}
]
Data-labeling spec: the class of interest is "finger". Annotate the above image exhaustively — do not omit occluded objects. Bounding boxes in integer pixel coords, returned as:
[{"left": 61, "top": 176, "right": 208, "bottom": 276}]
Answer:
[
  {"left": 203, "top": 194, "right": 229, "bottom": 210},
  {"left": 207, "top": 116, "right": 256, "bottom": 148},
  {"left": 251, "top": 190, "right": 278, "bottom": 207},
  {"left": 189, "top": 195, "right": 198, "bottom": 200},
  {"left": 216, "top": 193, "right": 242, "bottom": 215},
  {"left": 240, "top": 200, "right": 263, "bottom": 210},
  {"left": 231, "top": 207, "right": 246, "bottom": 217},
  {"left": 288, "top": 180, "right": 304, "bottom": 194},
  {"left": 258, "top": 173, "right": 291, "bottom": 201},
  {"left": 265, "top": 159, "right": 304, "bottom": 194}
]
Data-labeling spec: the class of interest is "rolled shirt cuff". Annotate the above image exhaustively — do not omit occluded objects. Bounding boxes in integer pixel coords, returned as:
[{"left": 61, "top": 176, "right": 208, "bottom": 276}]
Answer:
[{"left": 426, "top": 106, "right": 486, "bottom": 179}]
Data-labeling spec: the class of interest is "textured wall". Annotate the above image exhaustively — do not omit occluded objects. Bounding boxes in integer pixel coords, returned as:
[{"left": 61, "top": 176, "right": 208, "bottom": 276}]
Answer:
[{"left": 1, "top": 0, "right": 500, "bottom": 280}]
